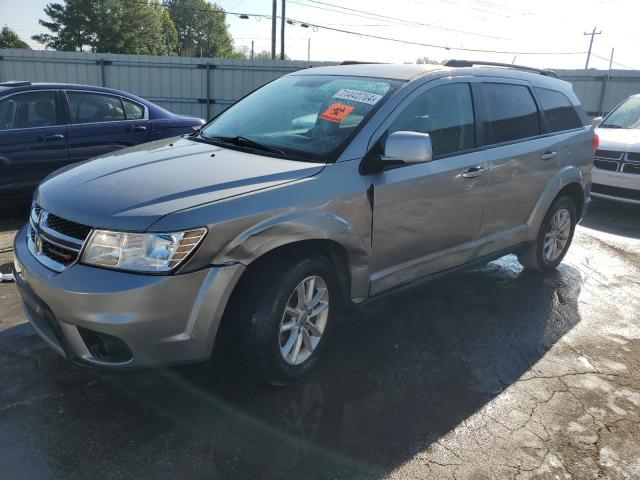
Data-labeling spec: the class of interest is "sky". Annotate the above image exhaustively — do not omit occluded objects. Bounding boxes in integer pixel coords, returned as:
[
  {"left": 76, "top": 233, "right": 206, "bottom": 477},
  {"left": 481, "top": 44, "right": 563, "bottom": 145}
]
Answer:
[{"left": 1, "top": 0, "right": 639, "bottom": 70}]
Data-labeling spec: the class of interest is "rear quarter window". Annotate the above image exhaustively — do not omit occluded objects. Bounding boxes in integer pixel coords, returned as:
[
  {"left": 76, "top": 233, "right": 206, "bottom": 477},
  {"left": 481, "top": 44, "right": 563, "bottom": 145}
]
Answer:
[{"left": 535, "top": 87, "right": 583, "bottom": 132}]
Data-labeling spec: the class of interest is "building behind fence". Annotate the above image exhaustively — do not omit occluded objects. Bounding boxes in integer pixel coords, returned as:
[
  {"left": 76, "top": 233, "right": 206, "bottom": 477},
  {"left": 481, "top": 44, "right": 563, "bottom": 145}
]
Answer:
[{"left": 2, "top": 49, "right": 640, "bottom": 120}]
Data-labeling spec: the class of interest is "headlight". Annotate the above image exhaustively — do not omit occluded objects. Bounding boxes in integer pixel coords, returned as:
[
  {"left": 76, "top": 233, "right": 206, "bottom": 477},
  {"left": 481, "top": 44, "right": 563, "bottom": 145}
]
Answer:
[{"left": 81, "top": 228, "right": 207, "bottom": 273}]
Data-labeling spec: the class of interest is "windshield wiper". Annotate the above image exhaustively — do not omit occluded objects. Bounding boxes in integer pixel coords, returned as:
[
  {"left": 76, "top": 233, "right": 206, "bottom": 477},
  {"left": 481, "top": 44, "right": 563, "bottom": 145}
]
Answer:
[{"left": 200, "top": 134, "right": 288, "bottom": 156}]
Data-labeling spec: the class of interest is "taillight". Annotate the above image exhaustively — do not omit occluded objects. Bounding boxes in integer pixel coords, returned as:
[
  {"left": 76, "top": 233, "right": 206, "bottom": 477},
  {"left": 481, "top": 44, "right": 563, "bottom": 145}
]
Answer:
[{"left": 593, "top": 133, "right": 599, "bottom": 151}]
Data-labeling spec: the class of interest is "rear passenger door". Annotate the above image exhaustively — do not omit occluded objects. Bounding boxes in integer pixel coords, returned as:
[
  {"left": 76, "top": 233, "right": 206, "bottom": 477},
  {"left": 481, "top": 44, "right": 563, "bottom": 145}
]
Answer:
[
  {"left": 475, "top": 81, "right": 558, "bottom": 257},
  {"left": 64, "top": 91, "right": 150, "bottom": 162},
  {"left": 0, "top": 90, "right": 68, "bottom": 196}
]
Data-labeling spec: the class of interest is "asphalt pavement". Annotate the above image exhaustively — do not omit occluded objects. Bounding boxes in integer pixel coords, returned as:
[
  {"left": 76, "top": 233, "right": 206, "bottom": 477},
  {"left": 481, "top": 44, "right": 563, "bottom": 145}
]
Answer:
[{"left": 0, "top": 199, "right": 639, "bottom": 480}]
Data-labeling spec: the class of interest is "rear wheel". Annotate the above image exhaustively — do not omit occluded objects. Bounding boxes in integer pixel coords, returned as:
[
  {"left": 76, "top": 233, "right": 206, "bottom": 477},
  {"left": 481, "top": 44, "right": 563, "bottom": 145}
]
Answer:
[
  {"left": 238, "top": 254, "right": 338, "bottom": 385},
  {"left": 518, "top": 196, "right": 577, "bottom": 272}
]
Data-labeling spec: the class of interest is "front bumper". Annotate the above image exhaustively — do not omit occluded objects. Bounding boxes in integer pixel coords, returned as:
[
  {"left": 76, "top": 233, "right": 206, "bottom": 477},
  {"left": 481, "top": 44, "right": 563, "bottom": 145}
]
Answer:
[
  {"left": 591, "top": 169, "right": 640, "bottom": 205},
  {"left": 13, "top": 225, "right": 245, "bottom": 368}
]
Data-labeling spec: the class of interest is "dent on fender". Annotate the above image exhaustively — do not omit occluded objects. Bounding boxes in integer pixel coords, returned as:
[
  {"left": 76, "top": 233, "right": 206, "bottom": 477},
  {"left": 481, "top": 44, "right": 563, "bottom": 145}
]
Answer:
[{"left": 215, "top": 210, "right": 372, "bottom": 300}]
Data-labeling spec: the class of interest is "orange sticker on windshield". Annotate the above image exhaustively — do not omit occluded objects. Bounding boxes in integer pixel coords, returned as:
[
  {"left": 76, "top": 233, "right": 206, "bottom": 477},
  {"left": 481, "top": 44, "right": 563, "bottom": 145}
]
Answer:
[{"left": 319, "top": 103, "right": 355, "bottom": 123}]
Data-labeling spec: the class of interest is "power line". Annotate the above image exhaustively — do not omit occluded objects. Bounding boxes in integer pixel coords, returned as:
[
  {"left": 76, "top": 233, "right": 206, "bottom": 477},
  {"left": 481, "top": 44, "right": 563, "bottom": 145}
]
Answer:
[
  {"left": 591, "top": 52, "right": 637, "bottom": 70},
  {"left": 57, "top": 0, "right": 588, "bottom": 58},
  {"left": 281, "top": 15, "right": 586, "bottom": 55},
  {"left": 289, "top": 0, "right": 508, "bottom": 40}
]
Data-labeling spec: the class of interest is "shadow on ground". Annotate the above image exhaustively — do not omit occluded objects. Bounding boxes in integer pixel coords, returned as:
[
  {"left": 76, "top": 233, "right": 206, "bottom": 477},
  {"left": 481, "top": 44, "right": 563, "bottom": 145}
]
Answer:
[{"left": 0, "top": 254, "right": 583, "bottom": 479}]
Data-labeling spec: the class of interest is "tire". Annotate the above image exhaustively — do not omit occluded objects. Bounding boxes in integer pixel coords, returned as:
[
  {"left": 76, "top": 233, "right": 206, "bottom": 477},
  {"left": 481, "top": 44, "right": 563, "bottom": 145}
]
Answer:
[
  {"left": 518, "top": 196, "right": 577, "bottom": 272},
  {"left": 237, "top": 253, "right": 339, "bottom": 385}
]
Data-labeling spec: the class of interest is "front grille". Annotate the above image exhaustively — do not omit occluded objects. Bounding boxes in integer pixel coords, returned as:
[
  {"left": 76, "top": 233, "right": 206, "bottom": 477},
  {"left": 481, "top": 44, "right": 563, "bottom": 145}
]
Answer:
[
  {"left": 41, "top": 239, "right": 78, "bottom": 266},
  {"left": 595, "top": 150, "right": 623, "bottom": 160},
  {"left": 44, "top": 212, "right": 92, "bottom": 241},
  {"left": 592, "top": 184, "right": 640, "bottom": 201},
  {"left": 627, "top": 152, "right": 640, "bottom": 161},
  {"left": 27, "top": 204, "right": 92, "bottom": 272},
  {"left": 623, "top": 163, "right": 640, "bottom": 175},
  {"left": 594, "top": 159, "right": 619, "bottom": 171}
]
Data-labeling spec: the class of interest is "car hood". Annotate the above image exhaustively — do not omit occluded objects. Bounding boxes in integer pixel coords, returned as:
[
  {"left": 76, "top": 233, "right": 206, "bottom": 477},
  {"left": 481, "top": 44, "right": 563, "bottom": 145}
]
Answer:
[
  {"left": 596, "top": 127, "right": 640, "bottom": 152},
  {"left": 36, "top": 137, "right": 325, "bottom": 231}
]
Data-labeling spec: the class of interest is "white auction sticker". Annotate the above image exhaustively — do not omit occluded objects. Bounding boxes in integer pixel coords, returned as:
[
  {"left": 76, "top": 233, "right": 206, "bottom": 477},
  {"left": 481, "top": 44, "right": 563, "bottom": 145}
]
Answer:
[{"left": 333, "top": 89, "right": 383, "bottom": 105}]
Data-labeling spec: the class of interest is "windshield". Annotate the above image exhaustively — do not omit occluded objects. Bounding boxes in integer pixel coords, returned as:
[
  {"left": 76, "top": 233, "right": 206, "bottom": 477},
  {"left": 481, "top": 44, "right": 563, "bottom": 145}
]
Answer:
[
  {"left": 199, "top": 75, "right": 401, "bottom": 161},
  {"left": 601, "top": 96, "right": 640, "bottom": 129}
]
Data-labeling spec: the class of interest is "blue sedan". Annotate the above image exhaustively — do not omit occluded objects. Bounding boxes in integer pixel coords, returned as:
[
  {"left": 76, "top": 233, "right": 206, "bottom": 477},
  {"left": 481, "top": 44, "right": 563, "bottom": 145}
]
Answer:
[{"left": 0, "top": 81, "right": 205, "bottom": 198}]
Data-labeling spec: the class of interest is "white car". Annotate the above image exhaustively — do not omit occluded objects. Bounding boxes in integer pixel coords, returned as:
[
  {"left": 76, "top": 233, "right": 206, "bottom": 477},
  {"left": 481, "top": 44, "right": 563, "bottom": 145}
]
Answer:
[{"left": 593, "top": 94, "right": 640, "bottom": 205}]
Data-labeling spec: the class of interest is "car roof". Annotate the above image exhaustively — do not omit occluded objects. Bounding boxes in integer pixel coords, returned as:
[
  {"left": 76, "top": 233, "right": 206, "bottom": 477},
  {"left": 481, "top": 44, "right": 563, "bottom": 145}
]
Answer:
[
  {"left": 289, "top": 63, "right": 576, "bottom": 98},
  {"left": 290, "top": 62, "right": 568, "bottom": 84},
  {"left": 0, "top": 82, "right": 145, "bottom": 98},
  {"left": 290, "top": 63, "right": 448, "bottom": 81}
]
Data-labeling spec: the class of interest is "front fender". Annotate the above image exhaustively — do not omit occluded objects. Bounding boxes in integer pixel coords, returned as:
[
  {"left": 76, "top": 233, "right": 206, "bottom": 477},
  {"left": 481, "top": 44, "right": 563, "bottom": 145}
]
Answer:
[{"left": 214, "top": 211, "right": 372, "bottom": 300}]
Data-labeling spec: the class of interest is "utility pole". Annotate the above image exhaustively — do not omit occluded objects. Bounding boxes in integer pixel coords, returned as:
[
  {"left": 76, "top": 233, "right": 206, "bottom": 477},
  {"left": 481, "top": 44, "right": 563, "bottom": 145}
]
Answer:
[
  {"left": 307, "top": 38, "right": 311, "bottom": 62},
  {"left": 271, "top": 0, "right": 277, "bottom": 59},
  {"left": 251, "top": 40, "right": 254, "bottom": 60},
  {"left": 583, "top": 27, "right": 602, "bottom": 69},
  {"left": 600, "top": 47, "right": 615, "bottom": 116},
  {"left": 280, "top": 0, "right": 286, "bottom": 60},
  {"left": 608, "top": 47, "right": 614, "bottom": 70}
]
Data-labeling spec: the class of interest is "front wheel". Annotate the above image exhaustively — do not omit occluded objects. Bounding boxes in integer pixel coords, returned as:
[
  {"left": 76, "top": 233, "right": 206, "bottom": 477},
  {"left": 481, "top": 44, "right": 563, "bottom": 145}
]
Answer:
[
  {"left": 239, "top": 254, "right": 338, "bottom": 385},
  {"left": 518, "top": 196, "right": 577, "bottom": 272}
]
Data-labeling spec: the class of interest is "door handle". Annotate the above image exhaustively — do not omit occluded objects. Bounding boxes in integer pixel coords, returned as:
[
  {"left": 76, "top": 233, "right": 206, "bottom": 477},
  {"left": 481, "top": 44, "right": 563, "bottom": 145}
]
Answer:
[
  {"left": 40, "top": 133, "right": 64, "bottom": 142},
  {"left": 127, "top": 125, "right": 147, "bottom": 132},
  {"left": 541, "top": 151, "right": 558, "bottom": 161},
  {"left": 462, "top": 166, "right": 488, "bottom": 179}
]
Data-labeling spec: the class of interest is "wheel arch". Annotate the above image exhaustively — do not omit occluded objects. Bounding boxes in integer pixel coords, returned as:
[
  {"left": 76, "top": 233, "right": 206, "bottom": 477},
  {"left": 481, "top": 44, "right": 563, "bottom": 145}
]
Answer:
[
  {"left": 214, "top": 211, "right": 371, "bottom": 301},
  {"left": 527, "top": 166, "right": 587, "bottom": 240}
]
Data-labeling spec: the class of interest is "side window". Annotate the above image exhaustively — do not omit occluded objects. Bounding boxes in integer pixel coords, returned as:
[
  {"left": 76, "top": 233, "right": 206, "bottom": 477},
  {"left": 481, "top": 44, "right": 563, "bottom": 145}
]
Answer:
[
  {"left": 66, "top": 92, "right": 125, "bottom": 124},
  {"left": 122, "top": 98, "right": 145, "bottom": 120},
  {"left": 388, "top": 83, "right": 475, "bottom": 157},
  {"left": 0, "top": 91, "right": 59, "bottom": 130},
  {"left": 535, "top": 87, "right": 583, "bottom": 132},
  {"left": 482, "top": 83, "right": 540, "bottom": 145}
]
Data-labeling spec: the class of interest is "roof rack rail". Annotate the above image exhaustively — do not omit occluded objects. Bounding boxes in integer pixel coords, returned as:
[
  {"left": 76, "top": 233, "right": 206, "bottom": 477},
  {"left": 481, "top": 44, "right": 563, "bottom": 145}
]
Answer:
[
  {"left": 0, "top": 80, "right": 32, "bottom": 87},
  {"left": 339, "top": 61, "right": 386, "bottom": 66},
  {"left": 444, "top": 60, "right": 558, "bottom": 78}
]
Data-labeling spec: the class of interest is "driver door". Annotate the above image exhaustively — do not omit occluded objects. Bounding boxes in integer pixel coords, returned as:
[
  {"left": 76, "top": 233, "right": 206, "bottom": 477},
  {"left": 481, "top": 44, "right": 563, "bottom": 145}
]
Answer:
[{"left": 368, "top": 79, "right": 489, "bottom": 295}]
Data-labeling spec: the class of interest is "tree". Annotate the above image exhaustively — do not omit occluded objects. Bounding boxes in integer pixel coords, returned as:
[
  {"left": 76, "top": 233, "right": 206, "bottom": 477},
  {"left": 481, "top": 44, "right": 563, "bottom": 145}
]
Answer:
[
  {"left": 33, "top": 0, "right": 179, "bottom": 55},
  {"left": 416, "top": 57, "right": 444, "bottom": 65},
  {"left": 0, "top": 26, "right": 31, "bottom": 49},
  {"left": 252, "top": 49, "right": 290, "bottom": 60},
  {"left": 165, "top": 0, "right": 235, "bottom": 57}
]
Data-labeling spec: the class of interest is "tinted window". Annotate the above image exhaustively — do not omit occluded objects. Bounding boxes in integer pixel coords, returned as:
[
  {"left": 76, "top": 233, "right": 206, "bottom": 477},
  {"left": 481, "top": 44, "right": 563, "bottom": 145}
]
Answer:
[
  {"left": 122, "top": 98, "right": 144, "bottom": 120},
  {"left": 0, "top": 91, "right": 59, "bottom": 130},
  {"left": 535, "top": 88, "right": 583, "bottom": 132},
  {"left": 483, "top": 83, "right": 540, "bottom": 144},
  {"left": 67, "top": 92, "right": 125, "bottom": 124},
  {"left": 388, "top": 83, "right": 475, "bottom": 157}
]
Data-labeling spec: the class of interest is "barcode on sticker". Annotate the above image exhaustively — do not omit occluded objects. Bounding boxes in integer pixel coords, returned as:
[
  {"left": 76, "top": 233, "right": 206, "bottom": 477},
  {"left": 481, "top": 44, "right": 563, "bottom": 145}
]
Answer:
[{"left": 333, "top": 89, "right": 383, "bottom": 105}]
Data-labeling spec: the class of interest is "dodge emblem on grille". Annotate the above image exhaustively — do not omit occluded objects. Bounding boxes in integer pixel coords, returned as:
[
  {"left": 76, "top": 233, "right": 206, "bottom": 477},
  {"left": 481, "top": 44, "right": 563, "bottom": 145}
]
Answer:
[{"left": 35, "top": 234, "right": 43, "bottom": 254}]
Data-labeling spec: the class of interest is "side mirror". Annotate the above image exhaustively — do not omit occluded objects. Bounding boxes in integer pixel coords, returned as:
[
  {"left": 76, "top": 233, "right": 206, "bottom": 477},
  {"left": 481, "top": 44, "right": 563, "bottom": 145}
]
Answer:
[
  {"left": 592, "top": 116, "right": 604, "bottom": 129},
  {"left": 382, "top": 131, "right": 433, "bottom": 165}
]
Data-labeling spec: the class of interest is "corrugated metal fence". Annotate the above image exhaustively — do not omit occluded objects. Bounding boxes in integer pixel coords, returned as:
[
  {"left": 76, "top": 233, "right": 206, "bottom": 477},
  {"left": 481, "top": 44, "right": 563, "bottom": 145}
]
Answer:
[
  {"left": 1, "top": 49, "right": 640, "bottom": 119},
  {"left": 555, "top": 69, "right": 640, "bottom": 117},
  {"left": 0, "top": 49, "right": 335, "bottom": 119}
]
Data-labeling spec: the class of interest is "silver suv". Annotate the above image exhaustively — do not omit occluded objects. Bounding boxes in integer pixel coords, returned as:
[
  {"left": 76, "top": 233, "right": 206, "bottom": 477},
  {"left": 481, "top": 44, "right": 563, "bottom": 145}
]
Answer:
[{"left": 13, "top": 61, "right": 594, "bottom": 383}]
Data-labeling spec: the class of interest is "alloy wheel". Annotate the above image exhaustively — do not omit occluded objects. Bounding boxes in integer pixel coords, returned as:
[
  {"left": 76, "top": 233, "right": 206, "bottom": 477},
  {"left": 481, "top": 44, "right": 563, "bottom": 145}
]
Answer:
[
  {"left": 278, "top": 275, "right": 329, "bottom": 366},
  {"left": 543, "top": 208, "right": 571, "bottom": 262}
]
